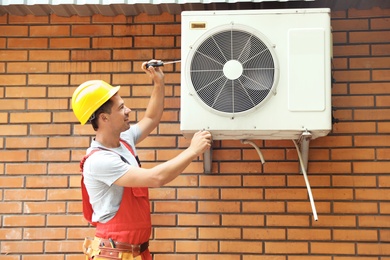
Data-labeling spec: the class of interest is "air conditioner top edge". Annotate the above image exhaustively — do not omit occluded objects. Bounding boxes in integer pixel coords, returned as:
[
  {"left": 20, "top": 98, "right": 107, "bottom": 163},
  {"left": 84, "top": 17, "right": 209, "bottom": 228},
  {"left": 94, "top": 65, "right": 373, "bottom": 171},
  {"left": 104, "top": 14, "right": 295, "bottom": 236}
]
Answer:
[{"left": 181, "top": 8, "right": 331, "bottom": 16}]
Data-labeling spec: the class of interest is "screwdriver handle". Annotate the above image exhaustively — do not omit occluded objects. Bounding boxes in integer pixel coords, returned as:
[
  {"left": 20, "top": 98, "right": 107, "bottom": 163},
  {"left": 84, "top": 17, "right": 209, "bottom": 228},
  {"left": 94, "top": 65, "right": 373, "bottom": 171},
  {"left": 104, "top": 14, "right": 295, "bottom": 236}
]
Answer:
[{"left": 146, "top": 61, "right": 164, "bottom": 68}]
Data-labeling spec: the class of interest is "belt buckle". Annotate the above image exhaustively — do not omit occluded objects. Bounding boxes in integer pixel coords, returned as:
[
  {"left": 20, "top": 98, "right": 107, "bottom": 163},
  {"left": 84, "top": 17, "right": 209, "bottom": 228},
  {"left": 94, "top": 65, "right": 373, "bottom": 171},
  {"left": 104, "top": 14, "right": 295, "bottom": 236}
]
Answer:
[{"left": 131, "top": 244, "right": 141, "bottom": 257}]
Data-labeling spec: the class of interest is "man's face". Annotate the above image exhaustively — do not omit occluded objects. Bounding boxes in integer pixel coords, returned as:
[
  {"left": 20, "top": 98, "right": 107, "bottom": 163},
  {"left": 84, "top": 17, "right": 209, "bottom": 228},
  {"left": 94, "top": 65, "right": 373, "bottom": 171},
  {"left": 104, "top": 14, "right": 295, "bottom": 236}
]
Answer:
[{"left": 107, "top": 94, "right": 131, "bottom": 133}]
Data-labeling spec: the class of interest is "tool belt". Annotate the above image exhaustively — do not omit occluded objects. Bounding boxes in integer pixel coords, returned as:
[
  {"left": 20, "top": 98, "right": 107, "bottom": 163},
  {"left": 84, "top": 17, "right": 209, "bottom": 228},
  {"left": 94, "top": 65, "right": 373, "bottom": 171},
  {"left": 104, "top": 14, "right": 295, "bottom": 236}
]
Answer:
[{"left": 83, "top": 237, "right": 148, "bottom": 260}]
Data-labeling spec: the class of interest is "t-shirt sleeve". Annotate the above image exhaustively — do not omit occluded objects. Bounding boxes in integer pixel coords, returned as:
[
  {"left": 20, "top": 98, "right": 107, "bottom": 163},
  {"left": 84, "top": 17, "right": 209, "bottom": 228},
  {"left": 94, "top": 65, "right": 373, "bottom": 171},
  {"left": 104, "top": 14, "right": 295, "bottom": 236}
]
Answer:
[{"left": 85, "top": 151, "right": 131, "bottom": 186}]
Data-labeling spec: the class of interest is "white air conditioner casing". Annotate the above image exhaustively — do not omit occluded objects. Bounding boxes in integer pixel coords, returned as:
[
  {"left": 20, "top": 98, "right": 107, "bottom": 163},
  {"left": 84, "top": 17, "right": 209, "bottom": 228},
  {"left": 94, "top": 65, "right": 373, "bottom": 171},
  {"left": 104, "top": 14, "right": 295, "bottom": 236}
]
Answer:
[{"left": 180, "top": 9, "right": 332, "bottom": 140}]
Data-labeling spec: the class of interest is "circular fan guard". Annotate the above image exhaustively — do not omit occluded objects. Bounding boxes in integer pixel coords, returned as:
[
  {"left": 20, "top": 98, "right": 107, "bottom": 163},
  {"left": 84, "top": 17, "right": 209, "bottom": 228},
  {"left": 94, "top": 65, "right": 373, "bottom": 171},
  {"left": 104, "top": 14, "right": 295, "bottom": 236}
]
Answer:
[{"left": 189, "top": 26, "right": 278, "bottom": 115}]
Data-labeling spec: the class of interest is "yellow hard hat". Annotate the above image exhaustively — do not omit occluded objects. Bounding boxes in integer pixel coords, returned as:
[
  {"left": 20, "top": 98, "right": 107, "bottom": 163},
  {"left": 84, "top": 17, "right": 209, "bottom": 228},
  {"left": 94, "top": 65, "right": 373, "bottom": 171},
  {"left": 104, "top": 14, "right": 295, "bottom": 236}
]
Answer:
[{"left": 72, "top": 80, "right": 120, "bottom": 125}]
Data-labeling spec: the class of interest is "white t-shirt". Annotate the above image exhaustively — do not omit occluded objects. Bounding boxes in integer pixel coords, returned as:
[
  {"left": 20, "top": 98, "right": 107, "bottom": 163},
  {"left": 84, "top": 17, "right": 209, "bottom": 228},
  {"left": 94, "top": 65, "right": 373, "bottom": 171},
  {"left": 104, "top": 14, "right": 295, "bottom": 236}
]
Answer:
[{"left": 83, "top": 124, "right": 141, "bottom": 223}]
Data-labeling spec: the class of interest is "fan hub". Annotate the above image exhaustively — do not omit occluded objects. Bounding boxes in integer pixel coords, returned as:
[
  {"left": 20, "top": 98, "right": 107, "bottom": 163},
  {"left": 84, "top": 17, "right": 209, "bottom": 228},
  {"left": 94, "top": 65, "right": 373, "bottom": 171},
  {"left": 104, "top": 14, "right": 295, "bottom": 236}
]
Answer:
[{"left": 223, "top": 60, "right": 243, "bottom": 80}]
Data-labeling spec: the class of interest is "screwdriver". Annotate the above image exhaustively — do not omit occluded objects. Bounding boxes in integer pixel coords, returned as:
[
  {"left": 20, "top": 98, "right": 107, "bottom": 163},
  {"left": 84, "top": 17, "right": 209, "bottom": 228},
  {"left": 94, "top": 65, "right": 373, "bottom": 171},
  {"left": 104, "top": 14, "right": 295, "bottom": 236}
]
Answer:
[{"left": 146, "top": 60, "right": 181, "bottom": 68}]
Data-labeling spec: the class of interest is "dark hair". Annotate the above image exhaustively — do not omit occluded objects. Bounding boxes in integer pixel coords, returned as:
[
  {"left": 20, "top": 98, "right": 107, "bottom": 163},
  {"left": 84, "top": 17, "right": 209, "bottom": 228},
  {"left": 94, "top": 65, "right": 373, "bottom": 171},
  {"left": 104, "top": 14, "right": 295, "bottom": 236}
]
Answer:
[{"left": 90, "top": 98, "right": 113, "bottom": 131}]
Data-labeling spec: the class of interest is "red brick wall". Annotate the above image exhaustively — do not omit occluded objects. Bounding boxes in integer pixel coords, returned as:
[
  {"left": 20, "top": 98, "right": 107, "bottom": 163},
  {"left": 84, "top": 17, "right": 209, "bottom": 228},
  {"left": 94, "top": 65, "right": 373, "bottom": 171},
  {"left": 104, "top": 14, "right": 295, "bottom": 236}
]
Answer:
[{"left": 0, "top": 7, "right": 389, "bottom": 260}]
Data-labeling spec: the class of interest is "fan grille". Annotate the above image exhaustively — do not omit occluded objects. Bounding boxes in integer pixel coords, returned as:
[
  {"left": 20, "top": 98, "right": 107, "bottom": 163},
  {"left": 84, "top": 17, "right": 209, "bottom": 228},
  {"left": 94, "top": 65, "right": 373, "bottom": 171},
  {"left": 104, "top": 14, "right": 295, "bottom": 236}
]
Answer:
[{"left": 190, "top": 28, "right": 276, "bottom": 114}]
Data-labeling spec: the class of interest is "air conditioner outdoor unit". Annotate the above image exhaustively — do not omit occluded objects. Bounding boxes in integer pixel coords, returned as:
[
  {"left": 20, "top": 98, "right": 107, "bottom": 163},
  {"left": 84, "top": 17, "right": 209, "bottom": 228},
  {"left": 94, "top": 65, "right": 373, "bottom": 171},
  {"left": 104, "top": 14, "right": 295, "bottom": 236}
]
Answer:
[{"left": 180, "top": 8, "right": 332, "bottom": 141}]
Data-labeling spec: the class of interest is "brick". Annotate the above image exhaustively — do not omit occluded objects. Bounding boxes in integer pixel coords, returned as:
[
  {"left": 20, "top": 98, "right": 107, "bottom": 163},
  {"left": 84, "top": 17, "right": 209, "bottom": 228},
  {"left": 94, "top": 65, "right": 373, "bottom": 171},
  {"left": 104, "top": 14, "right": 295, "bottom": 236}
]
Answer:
[
  {"left": 372, "top": 44, "right": 390, "bottom": 56},
  {"left": 0, "top": 74, "right": 26, "bottom": 85},
  {"left": 265, "top": 242, "right": 308, "bottom": 254},
  {"left": 72, "top": 25, "right": 112, "bottom": 36},
  {"left": 50, "top": 38, "right": 90, "bottom": 49},
  {"left": 312, "top": 215, "right": 356, "bottom": 227},
  {"left": 30, "top": 124, "right": 71, "bottom": 136},
  {"left": 333, "top": 70, "right": 370, "bottom": 82},
  {"left": 151, "top": 214, "right": 176, "bottom": 226},
  {"left": 30, "top": 25, "right": 70, "bottom": 36},
  {"left": 149, "top": 188, "right": 176, "bottom": 200},
  {"left": 4, "top": 189, "right": 46, "bottom": 201},
  {"left": 46, "top": 215, "right": 86, "bottom": 226},
  {"left": 28, "top": 74, "right": 69, "bottom": 85},
  {"left": 155, "top": 24, "right": 181, "bottom": 35},
  {"left": 333, "top": 44, "right": 370, "bottom": 56},
  {"left": 150, "top": 240, "right": 175, "bottom": 253},
  {"left": 0, "top": 150, "right": 27, "bottom": 162},
  {"left": 0, "top": 202, "right": 22, "bottom": 214},
  {"left": 243, "top": 201, "right": 285, "bottom": 213},
  {"left": 0, "top": 228, "right": 22, "bottom": 240},
  {"left": 134, "top": 36, "right": 175, "bottom": 48},
  {"left": 331, "top": 148, "right": 375, "bottom": 160},
  {"left": 373, "top": 69, "right": 390, "bottom": 81},
  {"left": 0, "top": 25, "right": 28, "bottom": 36},
  {"left": 331, "top": 19, "right": 369, "bottom": 31},
  {"left": 45, "top": 240, "right": 83, "bottom": 253},
  {"left": 199, "top": 227, "right": 241, "bottom": 239},
  {"left": 332, "top": 176, "right": 377, "bottom": 187},
  {"left": 350, "top": 31, "right": 390, "bottom": 43},
  {"left": 349, "top": 7, "right": 390, "bottom": 18},
  {"left": 178, "top": 214, "right": 220, "bottom": 226},
  {"left": 287, "top": 201, "right": 331, "bottom": 214},
  {"left": 243, "top": 174, "right": 286, "bottom": 187},
  {"left": 6, "top": 137, "right": 47, "bottom": 149},
  {"left": 200, "top": 175, "right": 241, "bottom": 187},
  {"left": 26, "top": 176, "right": 68, "bottom": 188},
  {"left": 113, "top": 25, "right": 153, "bottom": 36},
  {"left": 8, "top": 38, "right": 48, "bottom": 49},
  {"left": 6, "top": 86, "right": 47, "bottom": 97},
  {"left": 221, "top": 241, "right": 262, "bottom": 254},
  {"left": 49, "top": 62, "right": 90, "bottom": 73},
  {"left": 333, "top": 229, "right": 378, "bottom": 241},
  {"left": 24, "top": 202, "right": 66, "bottom": 214},
  {"left": 90, "top": 61, "right": 131, "bottom": 72},
  {"left": 47, "top": 188, "right": 81, "bottom": 201},
  {"left": 0, "top": 241, "right": 43, "bottom": 253},
  {"left": 29, "top": 150, "right": 70, "bottom": 162},
  {"left": 357, "top": 243, "right": 390, "bottom": 255},
  {"left": 355, "top": 109, "right": 390, "bottom": 120},
  {"left": 0, "top": 176, "right": 24, "bottom": 188},
  {"left": 0, "top": 50, "right": 28, "bottom": 61},
  {"left": 354, "top": 161, "right": 390, "bottom": 173},
  {"left": 71, "top": 49, "right": 112, "bottom": 61},
  {"left": 3, "top": 215, "right": 46, "bottom": 227},
  {"left": 176, "top": 240, "right": 218, "bottom": 253},
  {"left": 379, "top": 176, "right": 390, "bottom": 187},
  {"left": 9, "top": 14, "right": 48, "bottom": 24},
  {"left": 219, "top": 162, "right": 262, "bottom": 174},
  {"left": 155, "top": 227, "right": 197, "bottom": 239},
  {"left": 198, "top": 201, "right": 240, "bottom": 213},
  {"left": 356, "top": 189, "right": 390, "bottom": 200},
  {"left": 49, "top": 136, "right": 90, "bottom": 148},
  {"left": 311, "top": 242, "right": 355, "bottom": 254},
  {"left": 113, "top": 49, "right": 153, "bottom": 61},
  {"left": 333, "top": 202, "right": 378, "bottom": 214},
  {"left": 0, "top": 125, "right": 28, "bottom": 135},
  {"left": 287, "top": 228, "right": 331, "bottom": 240},
  {"left": 24, "top": 228, "right": 66, "bottom": 240},
  {"left": 5, "top": 163, "right": 46, "bottom": 175},
  {"left": 350, "top": 57, "right": 390, "bottom": 69},
  {"left": 29, "top": 50, "right": 70, "bottom": 61},
  {"left": 154, "top": 201, "right": 196, "bottom": 213},
  {"left": 177, "top": 188, "right": 219, "bottom": 200},
  {"left": 223, "top": 215, "right": 264, "bottom": 227},
  {"left": 7, "top": 62, "right": 47, "bottom": 73}
]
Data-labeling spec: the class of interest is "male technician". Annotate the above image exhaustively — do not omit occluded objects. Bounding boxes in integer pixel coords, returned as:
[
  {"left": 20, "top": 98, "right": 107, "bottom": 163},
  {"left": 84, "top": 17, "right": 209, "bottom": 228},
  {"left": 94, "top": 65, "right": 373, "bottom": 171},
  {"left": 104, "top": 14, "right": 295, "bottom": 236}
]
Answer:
[{"left": 72, "top": 60, "right": 212, "bottom": 260}]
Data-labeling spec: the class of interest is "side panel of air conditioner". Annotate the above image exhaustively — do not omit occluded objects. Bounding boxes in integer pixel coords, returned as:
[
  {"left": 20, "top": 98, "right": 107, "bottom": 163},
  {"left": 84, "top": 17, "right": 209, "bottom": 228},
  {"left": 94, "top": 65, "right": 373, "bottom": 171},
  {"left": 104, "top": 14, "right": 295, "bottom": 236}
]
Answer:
[{"left": 180, "top": 9, "right": 332, "bottom": 140}]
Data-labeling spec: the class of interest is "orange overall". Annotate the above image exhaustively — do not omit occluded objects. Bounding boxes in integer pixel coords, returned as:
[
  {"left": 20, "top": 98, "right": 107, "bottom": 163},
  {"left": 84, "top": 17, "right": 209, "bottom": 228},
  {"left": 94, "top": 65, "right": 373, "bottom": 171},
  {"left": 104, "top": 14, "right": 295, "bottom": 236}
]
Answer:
[{"left": 81, "top": 140, "right": 151, "bottom": 260}]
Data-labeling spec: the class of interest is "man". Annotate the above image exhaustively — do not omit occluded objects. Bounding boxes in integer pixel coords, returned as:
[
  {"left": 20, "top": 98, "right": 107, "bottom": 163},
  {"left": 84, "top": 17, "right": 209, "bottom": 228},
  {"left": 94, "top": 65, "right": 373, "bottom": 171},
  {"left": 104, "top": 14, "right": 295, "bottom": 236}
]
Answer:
[{"left": 72, "top": 60, "right": 212, "bottom": 260}]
